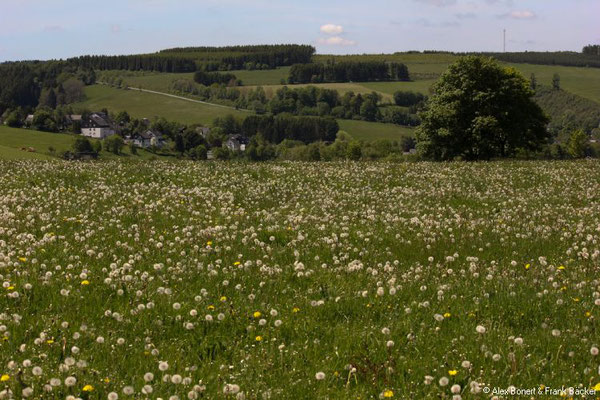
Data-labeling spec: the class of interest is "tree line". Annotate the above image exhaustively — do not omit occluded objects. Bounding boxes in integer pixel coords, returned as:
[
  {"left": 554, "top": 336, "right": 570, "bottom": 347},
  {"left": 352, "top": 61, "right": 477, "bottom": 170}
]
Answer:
[
  {"left": 288, "top": 61, "right": 410, "bottom": 84},
  {"left": 159, "top": 44, "right": 315, "bottom": 70},
  {"left": 0, "top": 61, "right": 95, "bottom": 114},
  {"left": 193, "top": 71, "right": 240, "bottom": 86},
  {"left": 68, "top": 55, "right": 197, "bottom": 73},
  {"left": 582, "top": 45, "right": 600, "bottom": 56}
]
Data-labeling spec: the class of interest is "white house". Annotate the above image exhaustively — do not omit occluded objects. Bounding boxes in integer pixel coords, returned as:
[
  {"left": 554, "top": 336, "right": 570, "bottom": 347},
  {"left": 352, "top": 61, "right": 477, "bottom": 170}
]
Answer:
[
  {"left": 126, "top": 130, "right": 166, "bottom": 149},
  {"left": 81, "top": 113, "right": 115, "bottom": 139}
]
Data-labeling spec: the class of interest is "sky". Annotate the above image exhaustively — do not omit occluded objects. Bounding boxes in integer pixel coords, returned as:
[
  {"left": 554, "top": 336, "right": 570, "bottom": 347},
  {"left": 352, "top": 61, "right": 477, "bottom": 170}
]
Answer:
[{"left": 0, "top": 0, "right": 598, "bottom": 62}]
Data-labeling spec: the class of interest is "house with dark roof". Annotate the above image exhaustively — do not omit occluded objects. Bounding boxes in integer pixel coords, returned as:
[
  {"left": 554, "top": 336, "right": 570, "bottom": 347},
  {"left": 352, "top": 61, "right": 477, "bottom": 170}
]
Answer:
[
  {"left": 225, "top": 134, "right": 249, "bottom": 152},
  {"left": 126, "top": 130, "right": 166, "bottom": 149},
  {"left": 81, "top": 113, "right": 115, "bottom": 139}
]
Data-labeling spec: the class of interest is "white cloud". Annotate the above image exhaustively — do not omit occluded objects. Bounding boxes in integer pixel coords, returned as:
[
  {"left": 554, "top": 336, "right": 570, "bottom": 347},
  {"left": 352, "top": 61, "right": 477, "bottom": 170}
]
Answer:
[
  {"left": 320, "top": 24, "right": 344, "bottom": 35},
  {"left": 504, "top": 10, "right": 536, "bottom": 19},
  {"left": 317, "top": 36, "right": 356, "bottom": 46}
]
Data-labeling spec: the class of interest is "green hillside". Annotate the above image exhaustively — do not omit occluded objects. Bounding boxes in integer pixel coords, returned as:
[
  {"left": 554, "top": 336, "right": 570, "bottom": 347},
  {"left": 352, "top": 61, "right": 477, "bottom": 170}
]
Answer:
[
  {"left": 0, "top": 125, "right": 168, "bottom": 160},
  {"left": 74, "top": 85, "right": 249, "bottom": 125}
]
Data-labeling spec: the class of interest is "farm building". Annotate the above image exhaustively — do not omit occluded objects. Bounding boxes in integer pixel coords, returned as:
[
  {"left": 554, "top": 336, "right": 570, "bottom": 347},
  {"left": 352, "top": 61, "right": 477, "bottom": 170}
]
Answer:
[
  {"left": 81, "top": 113, "right": 115, "bottom": 139},
  {"left": 225, "top": 134, "right": 249, "bottom": 152},
  {"left": 126, "top": 130, "right": 166, "bottom": 148}
]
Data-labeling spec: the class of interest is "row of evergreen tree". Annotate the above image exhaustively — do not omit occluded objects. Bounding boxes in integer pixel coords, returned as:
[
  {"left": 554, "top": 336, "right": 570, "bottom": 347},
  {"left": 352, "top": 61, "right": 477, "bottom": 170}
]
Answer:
[
  {"left": 288, "top": 61, "right": 410, "bottom": 84},
  {"left": 68, "top": 55, "right": 197, "bottom": 73},
  {"left": 240, "top": 114, "right": 339, "bottom": 144},
  {"left": 193, "top": 71, "right": 240, "bottom": 86},
  {"left": 160, "top": 44, "right": 315, "bottom": 69}
]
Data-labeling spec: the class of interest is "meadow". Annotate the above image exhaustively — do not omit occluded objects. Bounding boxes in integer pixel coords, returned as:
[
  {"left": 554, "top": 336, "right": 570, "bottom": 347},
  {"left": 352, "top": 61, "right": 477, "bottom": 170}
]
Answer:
[
  {"left": 0, "top": 126, "right": 167, "bottom": 161},
  {"left": 1, "top": 160, "right": 599, "bottom": 399},
  {"left": 102, "top": 55, "right": 600, "bottom": 104},
  {"left": 74, "top": 86, "right": 249, "bottom": 126}
]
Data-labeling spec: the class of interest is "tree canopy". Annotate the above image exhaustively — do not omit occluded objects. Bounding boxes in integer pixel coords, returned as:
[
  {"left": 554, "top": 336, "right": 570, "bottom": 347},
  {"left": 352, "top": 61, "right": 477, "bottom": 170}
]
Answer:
[{"left": 416, "top": 56, "right": 549, "bottom": 160}]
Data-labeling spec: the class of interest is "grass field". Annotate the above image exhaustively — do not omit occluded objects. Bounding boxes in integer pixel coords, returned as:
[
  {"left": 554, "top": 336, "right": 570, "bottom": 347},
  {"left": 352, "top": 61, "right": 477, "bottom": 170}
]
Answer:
[
  {"left": 0, "top": 125, "right": 167, "bottom": 161},
  {"left": 1, "top": 160, "right": 599, "bottom": 399},
  {"left": 74, "top": 85, "right": 249, "bottom": 126},
  {"left": 338, "top": 120, "right": 414, "bottom": 141},
  {"left": 99, "top": 54, "right": 600, "bottom": 105},
  {"left": 74, "top": 85, "right": 412, "bottom": 141}
]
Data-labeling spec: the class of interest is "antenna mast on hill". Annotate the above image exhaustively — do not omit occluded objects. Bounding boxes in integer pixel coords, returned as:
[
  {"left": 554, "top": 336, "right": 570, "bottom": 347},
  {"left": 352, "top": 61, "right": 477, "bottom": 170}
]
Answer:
[{"left": 503, "top": 29, "right": 506, "bottom": 52}]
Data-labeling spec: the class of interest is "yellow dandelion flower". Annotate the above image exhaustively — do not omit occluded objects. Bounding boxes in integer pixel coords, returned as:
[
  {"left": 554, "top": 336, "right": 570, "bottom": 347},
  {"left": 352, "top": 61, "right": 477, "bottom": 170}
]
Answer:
[
  {"left": 255, "top": 336, "right": 263, "bottom": 342},
  {"left": 383, "top": 390, "right": 394, "bottom": 398},
  {"left": 46, "top": 339, "right": 54, "bottom": 344},
  {"left": 292, "top": 307, "right": 300, "bottom": 313},
  {"left": 573, "top": 298, "right": 580, "bottom": 302},
  {"left": 6, "top": 286, "right": 14, "bottom": 291},
  {"left": 585, "top": 311, "right": 591, "bottom": 317},
  {"left": 233, "top": 261, "right": 241, "bottom": 266},
  {"left": 558, "top": 265, "right": 565, "bottom": 270},
  {"left": 220, "top": 296, "right": 227, "bottom": 302},
  {"left": 525, "top": 263, "right": 530, "bottom": 270},
  {"left": 18, "top": 257, "right": 27, "bottom": 262},
  {"left": 448, "top": 370, "right": 458, "bottom": 376},
  {"left": 81, "top": 280, "right": 90, "bottom": 285},
  {"left": 82, "top": 385, "right": 94, "bottom": 392},
  {"left": 207, "top": 305, "right": 215, "bottom": 311},
  {"left": 253, "top": 311, "right": 262, "bottom": 318},
  {"left": 591, "top": 383, "right": 600, "bottom": 391},
  {"left": 103, "top": 377, "right": 110, "bottom": 383},
  {"left": 444, "top": 313, "right": 451, "bottom": 318},
  {"left": 560, "top": 286, "right": 567, "bottom": 291},
  {"left": 206, "top": 241, "right": 213, "bottom": 246},
  {"left": 0, "top": 375, "right": 9, "bottom": 382}
]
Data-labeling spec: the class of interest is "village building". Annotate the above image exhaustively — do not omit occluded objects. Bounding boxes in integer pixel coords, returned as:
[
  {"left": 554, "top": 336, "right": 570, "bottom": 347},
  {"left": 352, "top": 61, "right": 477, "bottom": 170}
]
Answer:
[
  {"left": 126, "top": 130, "right": 166, "bottom": 149},
  {"left": 81, "top": 113, "right": 115, "bottom": 139},
  {"left": 225, "top": 134, "right": 249, "bottom": 152}
]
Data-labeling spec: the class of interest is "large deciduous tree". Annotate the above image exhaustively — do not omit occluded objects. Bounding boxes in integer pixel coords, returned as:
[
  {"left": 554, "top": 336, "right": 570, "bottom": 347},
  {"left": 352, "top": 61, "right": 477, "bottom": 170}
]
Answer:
[{"left": 416, "top": 56, "right": 549, "bottom": 160}]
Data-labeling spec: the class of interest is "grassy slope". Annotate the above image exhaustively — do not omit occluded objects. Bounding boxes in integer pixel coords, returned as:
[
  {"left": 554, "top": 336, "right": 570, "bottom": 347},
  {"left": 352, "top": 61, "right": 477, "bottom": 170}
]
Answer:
[
  {"left": 338, "top": 120, "right": 414, "bottom": 142},
  {"left": 74, "top": 85, "right": 249, "bottom": 125},
  {"left": 76, "top": 85, "right": 408, "bottom": 141},
  {"left": 0, "top": 125, "right": 168, "bottom": 161},
  {"left": 106, "top": 56, "right": 600, "bottom": 104}
]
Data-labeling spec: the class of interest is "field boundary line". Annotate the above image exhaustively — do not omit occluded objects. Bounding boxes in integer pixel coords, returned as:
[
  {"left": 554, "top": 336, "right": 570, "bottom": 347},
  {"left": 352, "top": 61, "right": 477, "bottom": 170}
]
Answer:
[{"left": 97, "top": 82, "right": 252, "bottom": 112}]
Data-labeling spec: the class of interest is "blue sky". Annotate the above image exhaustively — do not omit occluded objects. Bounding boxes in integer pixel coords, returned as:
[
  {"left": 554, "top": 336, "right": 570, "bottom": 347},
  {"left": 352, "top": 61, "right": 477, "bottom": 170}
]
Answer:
[{"left": 0, "top": 0, "right": 598, "bottom": 61}]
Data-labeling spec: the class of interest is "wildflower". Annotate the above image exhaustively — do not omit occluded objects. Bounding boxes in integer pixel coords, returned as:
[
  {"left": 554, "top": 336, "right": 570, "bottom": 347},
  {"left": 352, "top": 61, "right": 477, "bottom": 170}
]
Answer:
[
  {"left": 253, "top": 311, "right": 262, "bottom": 318},
  {"left": 0, "top": 375, "right": 9, "bottom": 382},
  {"left": 448, "top": 370, "right": 458, "bottom": 376},
  {"left": 525, "top": 263, "right": 530, "bottom": 270},
  {"left": 220, "top": 296, "right": 227, "bottom": 302},
  {"left": 233, "top": 261, "right": 241, "bottom": 266},
  {"left": 315, "top": 372, "right": 326, "bottom": 380},
  {"left": 223, "top": 384, "right": 240, "bottom": 394},
  {"left": 383, "top": 390, "right": 394, "bottom": 398},
  {"left": 18, "top": 257, "right": 27, "bottom": 262},
  {"left": 476, "top": 325, "right": 486, "bottom": 334},
  {"left": 292, "top": 307, "right": 300, "bottom": 313},
  {"left": 255, "top": 336, "right": 263, "bottom": 342},
  {"left": 206, "top": 241, "right": 213, "bottom": 246},
  {"left": 443, "top": 312, "right": 451, "bottom": 318},
  {"left": 207, "top": 305, "right": 215, "bottom": 310},
  {"left": 83, "top": 385, "right": 94, "bottom": 392},
  {"left": 81, "top": 280, "right": 90, "bottom": 285}
]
